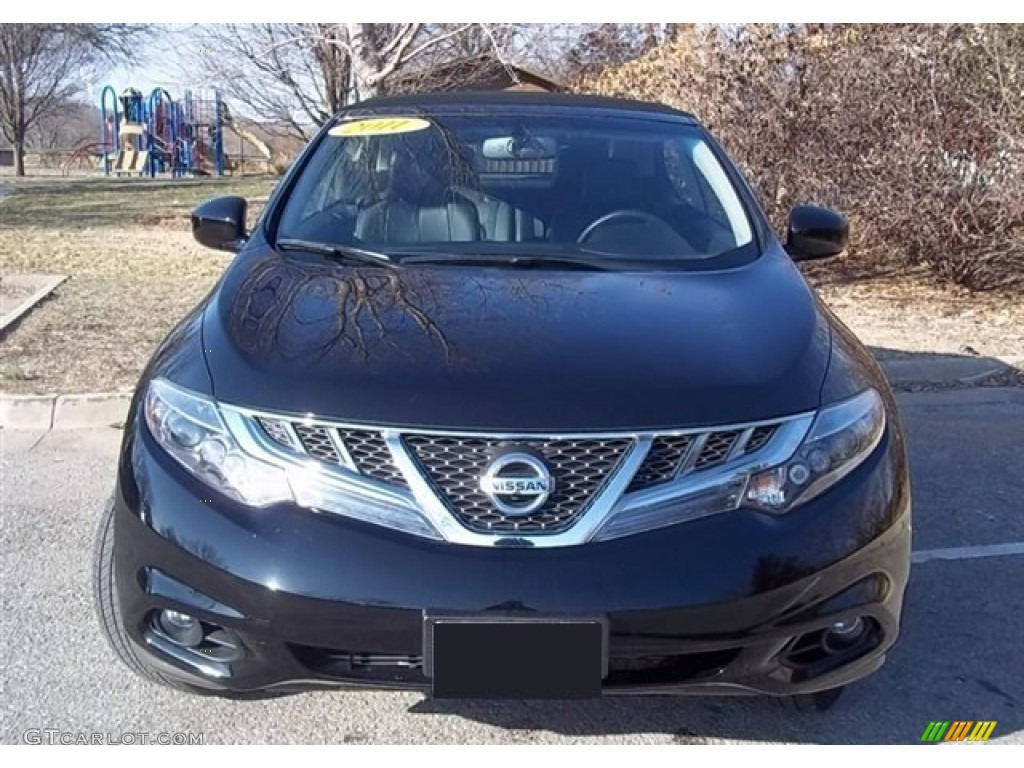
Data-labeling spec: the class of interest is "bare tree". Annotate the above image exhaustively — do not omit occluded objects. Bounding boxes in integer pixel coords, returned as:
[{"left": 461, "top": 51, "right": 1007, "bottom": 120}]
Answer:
[
  {"left": 187, "top": 23, "right": 521, "bottom": 144},
  {"left": 582, "top": 23, "right": 1024, "bottom": 291},
  {"left": 563, "top": 23, "right": 667, "bottom": 82},
  {"left": 342, "top": 23, "right": 495, "bottom": 100},
  {"left": 25, "top": 100, "right": 98, "bottom": 151},
  {"left": 0, "top": 23, "right": 147, "bottom": 175},
  {"left": 188, "top": 24, "right": 343, "bottom": 142}
]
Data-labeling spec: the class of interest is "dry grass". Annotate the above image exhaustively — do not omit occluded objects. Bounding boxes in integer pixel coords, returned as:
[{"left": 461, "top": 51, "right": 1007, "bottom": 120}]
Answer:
[
  {"left": 0, "top": 176, "right": 273, "bottom": 229},
  {"left": 811, "top": 269, "right": 1024, "bottom": 360},
  {"left": 1, "top": 175, "right": 1021, "bottom": 395},
  {"left": 0, "top": 176, "right": 276, "bottom": 393}
]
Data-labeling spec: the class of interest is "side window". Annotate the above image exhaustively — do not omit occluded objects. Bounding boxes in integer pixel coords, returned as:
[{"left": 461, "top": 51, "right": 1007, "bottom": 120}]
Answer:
[
  {"left": 302, "top": 149, "right": 344, "bottom": 218},
  {"left": 663, "top": 142, "right": 703, "bottom": 211},
  {"left": 694, "top": 172, "right": 731, "bottom": 232},
  {"left": 692, "top": 165, "right": 733, "bottom": 231},
  {"left": 287, "top": 139, "right": 365, "bottom": 223},
  {"left": 664, "top": 141, "right": 728, "bottom": 229},
  {"left": 663, "top": 138, "right": 753, "bottom": 249},
  {"left": 277, "top": 136, "right": 393, "bottom": 239},
  {"left": 689, "top": 140, "right": 752, "bottom": 246}
]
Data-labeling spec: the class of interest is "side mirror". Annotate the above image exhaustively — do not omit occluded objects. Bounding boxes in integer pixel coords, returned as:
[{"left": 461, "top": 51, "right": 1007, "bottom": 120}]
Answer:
[
  {"left": 786, "top": 204, "right": 848, "bottom": 261},
  {"left": 191, "top": 196, "right": 247, "bottom": 252}
]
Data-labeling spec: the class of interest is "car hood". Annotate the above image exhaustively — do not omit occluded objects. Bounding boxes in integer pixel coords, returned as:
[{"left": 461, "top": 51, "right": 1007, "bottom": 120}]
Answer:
[{"left": 202, "top": 246, "right": 831, "bottom": 431}]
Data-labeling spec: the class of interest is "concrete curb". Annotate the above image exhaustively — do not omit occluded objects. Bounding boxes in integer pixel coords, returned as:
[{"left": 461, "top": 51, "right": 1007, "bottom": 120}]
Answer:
[
  {"left": 0, "top": 394, "right": 57, "bottom": 430},
  {"left": 1, "top": 392, "right": 131, "bottom": 431},
  {"left": 1, "top": 356, "right": 1021, "bottom": 431},
  {"left": 880, "top": 355, "right": 1024, "bottom": 386},
  {"left": 52, "top": 392, "right": 134, "bottom": 429}
]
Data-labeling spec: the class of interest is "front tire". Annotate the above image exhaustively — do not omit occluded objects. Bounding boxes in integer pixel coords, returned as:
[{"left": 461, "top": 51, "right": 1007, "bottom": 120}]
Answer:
[{"left": 92, "top": 497, "right": 199, "bottom": 693}]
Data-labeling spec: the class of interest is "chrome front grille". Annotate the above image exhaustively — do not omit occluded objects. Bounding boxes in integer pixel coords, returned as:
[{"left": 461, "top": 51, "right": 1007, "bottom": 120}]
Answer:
[
  {"left": 745, "top": 425, "right": 777, "bottom": 454},
  {"left": 256, "top": 417, "right": 406, "bottom": 488},
  {"left": 693, "top": 430, "right": 741, "bottom": 470},
  {"left": 627, "top": 424, "right": 779, "bottom": 492},
  {"left": 338, "top": 429, "right": 405, "bottom": 485},
  {"left": 255, "top": 416, "right": 295, "bottom": 448},
  {"left": 293, "top": 424, "right": 342, "bottom": 464},
  {"left": 403, "top": 435, "right": 633, "bottom": 534},
  {"left": 243, "top": 411, "right": 791, "bottom": 539},
  {"left": 627, "top": 435, "right": 695, "bottom": 491}
]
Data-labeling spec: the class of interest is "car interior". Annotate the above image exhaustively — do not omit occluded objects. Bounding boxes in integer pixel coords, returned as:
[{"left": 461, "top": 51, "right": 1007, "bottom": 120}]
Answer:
[{"left": 282, "top": 122, "right": 746, "bottom": 259}]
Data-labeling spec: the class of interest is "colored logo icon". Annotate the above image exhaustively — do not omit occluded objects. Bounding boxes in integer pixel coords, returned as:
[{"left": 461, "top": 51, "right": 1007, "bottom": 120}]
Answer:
[{"left": 920, "top": 721, "right": 997, "bottom": 742}]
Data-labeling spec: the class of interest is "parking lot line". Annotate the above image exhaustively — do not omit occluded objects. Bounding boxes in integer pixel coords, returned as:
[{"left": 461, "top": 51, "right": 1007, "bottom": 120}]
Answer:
[{"left": 912, "top": 541, "right": 1024, "bottom": 564}]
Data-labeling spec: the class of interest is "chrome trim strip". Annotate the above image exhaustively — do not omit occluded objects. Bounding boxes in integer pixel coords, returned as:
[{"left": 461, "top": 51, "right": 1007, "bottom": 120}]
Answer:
[
  {"left": 728, "top": 426, "right": 756, "bottom": 461},
  {"left": 222, "top": 410, "right": 420, "bottom": 512},
  {"left": 282, "top": 420, "right": 305, "bottom": 453},
  {"left": 677, "top": 432, "right": 709, "bottom": 476},
  {"left": 217, "top": 403, "right": 815, "bottom": 548},
  {"left": 347, "top": 655, "right": 422, "bottom": 669},
  {"left": 220, "top": 403, "right": 810, "bottom": 440},
  {"left": 143, "top": 630, "right": 231, "bottom": 679},
  {"left": 607, "top": 415, "right": 813, "bottom": 518},
  {"left": 383, "top": 431, "right": 472, "bottom": 543},
  {"left": 576, "top": 436, "right": 653, "bottom": 540},
  {"left": 326, "top": 427, "right": 356, "bottom": 471}
]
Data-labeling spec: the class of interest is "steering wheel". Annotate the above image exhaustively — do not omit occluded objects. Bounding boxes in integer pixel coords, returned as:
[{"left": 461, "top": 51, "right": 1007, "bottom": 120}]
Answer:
[{"left": 576, "top": 209, "right": 676, "bottom": 245}]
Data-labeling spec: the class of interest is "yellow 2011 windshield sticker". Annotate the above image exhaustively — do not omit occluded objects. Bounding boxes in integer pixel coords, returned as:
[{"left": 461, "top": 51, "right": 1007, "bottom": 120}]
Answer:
[{"left": 329, "top": 117, "right": 431, "bottom": 138}]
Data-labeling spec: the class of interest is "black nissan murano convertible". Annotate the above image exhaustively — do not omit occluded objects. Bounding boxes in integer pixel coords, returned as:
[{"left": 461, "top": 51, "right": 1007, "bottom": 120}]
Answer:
[{"left": 95, "top": 92, "right": 911, "bottom": 710}]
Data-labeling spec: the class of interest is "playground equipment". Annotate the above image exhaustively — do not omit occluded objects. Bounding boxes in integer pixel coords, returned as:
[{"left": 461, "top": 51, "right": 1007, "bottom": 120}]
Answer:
[{"left": 98, "top": 85, "right": 226, "bottom": 177}]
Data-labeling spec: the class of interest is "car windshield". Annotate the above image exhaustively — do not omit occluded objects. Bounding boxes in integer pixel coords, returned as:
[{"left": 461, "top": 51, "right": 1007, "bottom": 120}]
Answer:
[{"left": 275, "top": 112, "right": 758, "bottom": 266}]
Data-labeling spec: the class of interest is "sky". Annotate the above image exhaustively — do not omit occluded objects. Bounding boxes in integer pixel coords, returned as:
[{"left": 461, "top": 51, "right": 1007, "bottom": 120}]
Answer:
[
  {"left": 87, "top": 25, "right": 204, "bottom": 102},
  {"left": 95, "top": 65, "right": 171, "bottom": 97}
]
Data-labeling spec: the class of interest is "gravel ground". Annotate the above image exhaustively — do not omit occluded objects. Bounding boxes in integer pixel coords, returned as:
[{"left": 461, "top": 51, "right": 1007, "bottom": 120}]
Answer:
[{"left": 815, "top": 277, "right": 1024, "bottom": 360}]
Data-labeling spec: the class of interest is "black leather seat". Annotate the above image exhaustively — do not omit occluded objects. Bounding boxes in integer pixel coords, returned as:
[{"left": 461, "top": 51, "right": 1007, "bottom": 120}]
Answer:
[
  {"left": 454, "top": 186, "right": 545, "bottom": 242},
  {"left": 356, "top": 151, "right": 480, "bottom": 244},
  {"left": 356, "top": 198, "right": 480, "bottom": 243}
]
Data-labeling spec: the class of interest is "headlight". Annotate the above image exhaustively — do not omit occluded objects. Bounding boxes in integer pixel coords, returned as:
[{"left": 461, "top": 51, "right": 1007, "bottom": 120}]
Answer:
[
  {"left": 143, "top": 378, "right": 441, "bottom": 539},
  {"left": 744, "top": 388, "right": 885, "bottom": 513},
  {"left": 144, "top": 378, "right": 292, "bottom": 506}
]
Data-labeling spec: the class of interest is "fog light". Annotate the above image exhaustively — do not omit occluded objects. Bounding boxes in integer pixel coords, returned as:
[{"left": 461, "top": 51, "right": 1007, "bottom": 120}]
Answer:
[
  {"left": 158, "top": 609, "right": 204, "bottom": 647},
  {"left": 822, "top": 617, "right": 865, "bottom": 653}
]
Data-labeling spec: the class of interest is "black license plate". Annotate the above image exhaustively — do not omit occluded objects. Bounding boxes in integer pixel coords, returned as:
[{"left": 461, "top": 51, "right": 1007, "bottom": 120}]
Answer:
[{"left": 424, "top": 615, "right": 608, "bottom": 699}]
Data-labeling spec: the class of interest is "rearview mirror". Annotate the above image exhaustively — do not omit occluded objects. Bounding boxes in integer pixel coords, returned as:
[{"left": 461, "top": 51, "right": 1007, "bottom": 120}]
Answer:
[
  {"left": 191, "top": 196, "right": 247, "bottom": 253},
  {"left": 786, "top": 205, "right": 848, "bottom": 261},
  {"left": 481, "top": 136, "right": 557, "bottom": 160}
]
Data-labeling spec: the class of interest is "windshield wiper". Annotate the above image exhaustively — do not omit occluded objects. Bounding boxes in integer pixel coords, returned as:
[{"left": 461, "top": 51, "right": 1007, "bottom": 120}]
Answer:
[
  {"left": 275, "top": 238, "right": 397, "bottom": 268},
  {"left": 400, "top": 254, "right": 613, "bottom": 271}
]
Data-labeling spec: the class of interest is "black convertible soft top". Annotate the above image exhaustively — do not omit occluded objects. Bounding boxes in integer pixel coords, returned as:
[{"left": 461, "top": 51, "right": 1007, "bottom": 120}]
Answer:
[{"left": 343, "top": 90, "right": 698, "bottom": 123}]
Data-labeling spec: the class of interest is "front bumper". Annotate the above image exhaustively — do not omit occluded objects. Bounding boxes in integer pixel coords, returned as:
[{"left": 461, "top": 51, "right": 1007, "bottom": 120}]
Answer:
[{"left": 112, "top": 422, "right": 911, "bottom": 696}]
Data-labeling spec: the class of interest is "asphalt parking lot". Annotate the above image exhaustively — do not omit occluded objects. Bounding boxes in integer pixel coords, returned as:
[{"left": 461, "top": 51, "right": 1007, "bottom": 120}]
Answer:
[{"left": 2, "top": 387, "right": 1022, "bottom": 745}]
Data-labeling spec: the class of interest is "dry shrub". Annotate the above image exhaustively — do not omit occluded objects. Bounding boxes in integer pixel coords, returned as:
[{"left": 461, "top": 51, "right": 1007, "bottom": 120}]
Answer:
[{"left": 580, "top": 24, "right": 1024, "bottom": 291}]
